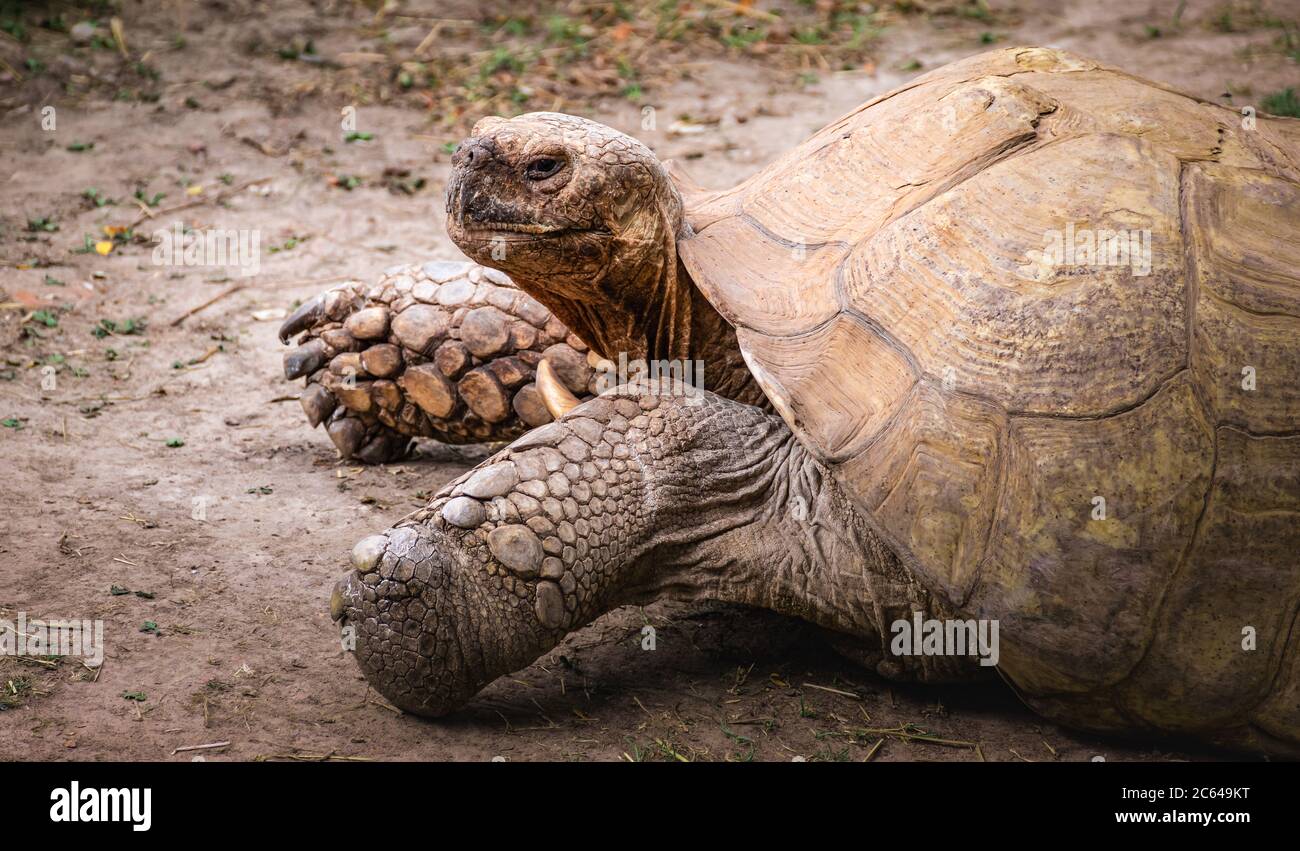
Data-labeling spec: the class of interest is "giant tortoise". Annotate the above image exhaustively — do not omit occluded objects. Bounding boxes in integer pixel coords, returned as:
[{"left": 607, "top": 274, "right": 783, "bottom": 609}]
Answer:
[{"left": 324, "top": 48, "right": 1300, "bottom": 756}]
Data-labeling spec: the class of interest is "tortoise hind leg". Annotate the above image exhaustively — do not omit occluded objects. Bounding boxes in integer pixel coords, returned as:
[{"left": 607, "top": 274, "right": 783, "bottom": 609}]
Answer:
[{"left": 280, "top": 261, "right": 594, "bottom": 461}]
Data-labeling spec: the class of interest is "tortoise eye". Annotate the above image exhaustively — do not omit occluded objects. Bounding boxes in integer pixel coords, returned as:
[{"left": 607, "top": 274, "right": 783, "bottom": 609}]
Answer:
[{"left": 525, "top": 157, "right": 563, "bottom": 180}]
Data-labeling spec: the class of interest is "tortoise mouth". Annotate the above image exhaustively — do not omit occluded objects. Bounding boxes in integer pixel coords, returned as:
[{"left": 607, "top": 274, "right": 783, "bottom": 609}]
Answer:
[
  {"left": 461, "top": 220, "right": 571, "bottom": 235},
  {"left": 454, "top": 218, "right": 611, "bottom": 240},
  {"left": 445, "top": 167, "right": 612, "bottom": 247}
]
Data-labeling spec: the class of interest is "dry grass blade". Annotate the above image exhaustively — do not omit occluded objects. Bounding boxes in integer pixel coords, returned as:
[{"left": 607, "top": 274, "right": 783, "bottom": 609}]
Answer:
[
  {"left": 171, "top": 740, "right": 231, "bottom": 755},
  {"left": 802, "top": 682, "right": 860, "bottom": 699},
  {"left": 851, "top": 722, "right": 979, "bottom": 749},
  {"left": 253, "top": 752, "right": 373, "bottom": 762}
]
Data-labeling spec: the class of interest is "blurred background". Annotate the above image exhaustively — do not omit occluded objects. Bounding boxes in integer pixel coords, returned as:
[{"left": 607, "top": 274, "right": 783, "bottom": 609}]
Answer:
[{"left": 3, "top": 0, "right": 1298, "bottom": 140}]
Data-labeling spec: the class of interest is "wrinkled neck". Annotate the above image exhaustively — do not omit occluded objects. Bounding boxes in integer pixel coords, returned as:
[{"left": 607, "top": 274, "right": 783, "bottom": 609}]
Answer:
[
  {"left": 527, "top": 228, "right": 686, "bottom": 354},
  {"left": 621, "top": 409, "right": 983, "bottom": 683},
  {"left": 551, "top": 246, "right": 689, "bottom": 364},
  {"left": 624, "top": 416, "right": 893, "bottom": 637},
  {"left": 520, "top": 251, "right": 766, "bottom": 406},
  {"left": 686, "top": 277, "right": 769, "bottom": 408}
]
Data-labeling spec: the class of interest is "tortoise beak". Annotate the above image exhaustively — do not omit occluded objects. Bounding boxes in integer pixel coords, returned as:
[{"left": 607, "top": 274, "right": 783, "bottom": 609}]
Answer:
[{"left": 446, "top": 135, "right": 501, "bottom": 230}]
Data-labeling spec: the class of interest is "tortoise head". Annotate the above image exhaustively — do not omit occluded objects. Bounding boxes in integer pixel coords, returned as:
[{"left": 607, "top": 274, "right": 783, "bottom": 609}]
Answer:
[{"left": 446, "top": 113, "right": 685, "bottom": 356}]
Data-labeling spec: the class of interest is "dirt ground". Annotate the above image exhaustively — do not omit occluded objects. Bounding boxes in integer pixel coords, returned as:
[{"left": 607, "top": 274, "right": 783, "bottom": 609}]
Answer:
[{"left": 1, "top": 0, "right": 1296, "bottom": 762}]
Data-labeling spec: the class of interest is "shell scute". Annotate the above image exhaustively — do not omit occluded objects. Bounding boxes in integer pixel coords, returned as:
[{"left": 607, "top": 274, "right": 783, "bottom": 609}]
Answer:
[
  {"left": 1118, "top": 428, "right": 1300, "bottom": 733},
  {"left": 840, "top": 132, "right": 1186, "bottom": 417},
  {"left": 836, "top": 382, "right": 1005, "bottom": 604},
  {"left": 1186, "top": 163, "right": 1300, "bottom": 433},
  {"left": 971, "top": 375, "right": 1214, "bottom": 697},
  {"left": 737, "top": 315, "right": 915, "bottom": 463}
]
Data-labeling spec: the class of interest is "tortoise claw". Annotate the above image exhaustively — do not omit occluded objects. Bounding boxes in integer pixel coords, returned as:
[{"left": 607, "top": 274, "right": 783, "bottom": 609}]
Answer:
[
  {"left": 278, "top": 294, "right": 325, "bottom": 344},
  {"left": 299, "top": 383, "right": 337, "bottom": 428},
  {"left": 355, "top": 431, "right": 412, "bottom": 464},
  {"left": 283, "top": 338, "right": 328, "bottom": 380},
  {"left": 537, "top": 358, "right": 580, "bottom": 419},
  {"left": 326, "top": 415, "right": 366, "bottom": 458}
]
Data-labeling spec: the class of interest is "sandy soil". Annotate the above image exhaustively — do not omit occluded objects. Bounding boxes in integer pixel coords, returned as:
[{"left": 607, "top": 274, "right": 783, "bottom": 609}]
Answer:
[{"left": 1, "top": 0, "right": 1296, "bottom": 761}]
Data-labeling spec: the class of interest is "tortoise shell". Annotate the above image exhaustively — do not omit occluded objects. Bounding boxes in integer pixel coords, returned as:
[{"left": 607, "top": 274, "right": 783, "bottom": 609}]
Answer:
[{"left": 677, "top": 47, "right": 1300, "bottom": 751}]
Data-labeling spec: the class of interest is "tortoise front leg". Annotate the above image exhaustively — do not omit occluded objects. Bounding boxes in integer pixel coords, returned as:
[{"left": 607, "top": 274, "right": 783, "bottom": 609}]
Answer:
[
  {"left": 280, "top": 261, "right": 593, "bottom": 462},
  {"left": 329, "top": 382, "right": 961, "bottom": 716}
]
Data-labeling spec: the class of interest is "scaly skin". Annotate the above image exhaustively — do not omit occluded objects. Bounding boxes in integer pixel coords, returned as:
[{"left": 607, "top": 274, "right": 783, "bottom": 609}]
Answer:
[
  {"left": 331, "top": 384, "right": 973, "bottom": 716},
  {"left": 280, "top": 260, "right": 594, "bottom": 462}
]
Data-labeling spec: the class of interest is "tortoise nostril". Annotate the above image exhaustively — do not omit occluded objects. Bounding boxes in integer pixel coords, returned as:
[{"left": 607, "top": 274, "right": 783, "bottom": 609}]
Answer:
[{"left": 453, "top": 138, "right": 495, "bottom": 172}]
